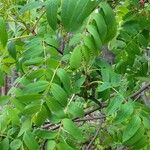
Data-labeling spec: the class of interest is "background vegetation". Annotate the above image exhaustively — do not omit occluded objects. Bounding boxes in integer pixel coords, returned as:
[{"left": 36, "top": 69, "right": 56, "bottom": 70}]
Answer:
[{"left": 0, "top": 0, "right": 150, "bottom": 149}]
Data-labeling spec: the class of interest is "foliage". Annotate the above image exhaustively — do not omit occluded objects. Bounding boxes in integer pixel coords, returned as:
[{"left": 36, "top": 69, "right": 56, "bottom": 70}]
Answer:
[{"left": 0, "top": 0, "right": 150, "bottom": 149}]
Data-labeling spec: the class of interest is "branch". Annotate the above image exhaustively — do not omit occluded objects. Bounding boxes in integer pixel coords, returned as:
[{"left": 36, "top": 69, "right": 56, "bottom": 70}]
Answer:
[
  {"left": 8, "top": 35, "right": 34, "bottom": 41},
  {"left": 32, "top": 10, "right": 46, "bottom": 31},
  {"left": 42, "top": 103, "right": 106, "bottom": 130},
  {"left": 83, "top": 104, "right": 106, "bottom": 116},
  {"left": 44, "top": 42, "right": 63, "bottom": 55},
  {"left": 86, "top": 126, "right": 101, "bottom": 150},
  {"left": 75, "top": 116, "right": 105, "bottom": 122},
  {"left": 129, "top": 82, "right": 150, "bottom": 99},
  {"left": 42, "top": 84, "right": 150, "bottom": 131},
  {"left": 44, "top": 116, "right": 105, "bottom": 131},
  {"left": 88, "top": 96, "right": 103, "bottom": 107},
  {"left": 88, "top": 80, "right": 150, "bottom": 101}
]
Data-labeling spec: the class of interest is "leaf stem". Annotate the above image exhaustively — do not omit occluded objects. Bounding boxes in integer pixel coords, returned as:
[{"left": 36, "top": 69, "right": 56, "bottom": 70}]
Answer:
[
  {"left": 32, "top": 10, "right": 46, "bottom": 30},
  {"left": 64, "top": 94, "right": 75, "bottom": 113},
  {"left": 8, "top": 35, "right": 34, "bottom": 41},
  {"left": 43, "top": 64, "right": 60, "bottom": 97}
]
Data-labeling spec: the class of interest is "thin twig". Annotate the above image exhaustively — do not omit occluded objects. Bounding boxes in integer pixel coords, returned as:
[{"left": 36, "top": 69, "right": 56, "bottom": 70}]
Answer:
[
  {"left": 75, "top": 116, "right": 105, "bottom": 122},
  {"left": 8, "top": 35, "right": 34, "bottom": 41},
  {"left": 0, "top": 133, "right": 14, "bottom": 140},
  {"left": 64, "top": 94, "right": 75, "bottom": 113},
  {"left": 32, "top": 10, "right": 46, "bottom": 31},
  {"left": 88, "top": 96, "right": 103, "bottom": 107},
  {"left": 42, "top": 83, "right": 150, "bottom": 131},
  {"left": 83, "top": 105, "right": 104, "bottom": 116},
  {"left": 130, "top": 82, "right": 150, "bottom": 99},
  {"left": 44, "top": 41, "right": 63, "bottom": 55},
  {"left": 42, "top": 103, "right": 106, "bottom": 130},
  {"left": 41, "top": 140, "right": 47, "bottom": 150},
  {"left": 45, "top": 116, "right": 105, "bottom": 131},
  {"left": 86, "top": 126, "right": 101, "bottom": 150}
]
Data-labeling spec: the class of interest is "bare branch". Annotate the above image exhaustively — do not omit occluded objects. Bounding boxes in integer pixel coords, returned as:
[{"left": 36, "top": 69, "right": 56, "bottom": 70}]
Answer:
[
  {"left": 32, "top": 10, "right": 46, "bottom": 31},
  {"left": 42, "top": 103, "right": 106, "bottom": 130},
  {"left": 42, "top": 83, "right": 150, "bottom": 131},
  {"left": 86, "top": 126, "right": 101, "bottom": 150},
  {"left": 75, "top": 116, "right": 105, "bottom": 122},
  {"left": 130, "top": 82, "right": 150, "bottom": 99}
]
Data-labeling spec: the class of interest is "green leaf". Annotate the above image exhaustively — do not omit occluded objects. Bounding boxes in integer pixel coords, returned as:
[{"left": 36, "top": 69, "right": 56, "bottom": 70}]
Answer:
[
  {"left": 18, "top": 118, "right": 31, "bottom": 137},
  {"left": 100, "top": 2, "right": 117, "bottom": 43},
  {"left": 16, "top": 94, "right": 41, "bottom": 104},
  {"left": 12, "top": 99, "right": 25, "bottom": 112},
  {"left": 23, "top": 38, "right": 43, "bottom": 59},
  {"left": 101, "top": 68, "right": 110, "bottom": 82},
  {"left": 0, "top": 96, "right": 9, "bottom": 105},
  {"left": 26, "top": 69, "right": 45, "bottom": 80},
  {"left": 97, "top": 82, "right": 111, "bottom": 92},
  {"left": 125, "top": 42, "right": 140, "bottom": 55},
  {"left": 46, "top": 97, "right": 65, "bottom": 118},
  {"left": 20, "top": 1, "right": 45, "bottom": 13},
  {"left": 106, "top": 95, "right": 124, "bottom": 115},
  {"left": 143, "top": 117, "right": 150, "bottom": 129},
  {"left": 110, "top": 71, "right": 121, "bottom": 87},
  {"left": 46, "top": 140, "right": 56, "bottom": 150},
  {"left": 76, "top": 0, "right": 100, "bottom": 23},
  {"left": 0, "top": 17, "right": 8, "bottom": 47},
  {"left": 10, "top": 139, "right": 22, "bottom": 150},
  {"left": 87, "top": 25, "right": 102, "bottom": 50},
  {"left": 100, "top": 68, "right": 121, "bottom": 87},
  {"left": 84, "top": 35, "right": 97, "bottom": 55},
  {"left": 118, "top": 30, "right": 132, "bottom": 42},
  {"left": 73, "top": 75, "right": 86, "bottom": 93},
  {"left": 68, "top": 102, "right": 84, "bottom": 118},
  {"left": 35, "top": 129, "right": 57, "bottom": 140},
  {"left": 124, "top": 128, "right": 145, "bottom": 146},
  {"left": 23, "top": 81, "right": 49, "bottom": 94},
  {"left": 69, "top": 33, "right": 82, "bottom": 47},
  {"left": 0, "top": 112, "right": 10, "bottom": 132},
  {"left": 34, "top": 105, "right": 48, "bottom": 126},
  {"left": 61, "top": 0, "right": 100, "bottom": 31},
  {"left": 7, "top": 41, "right": 17, "bottom": 60},
  {"left": 57, "top": 68, "right": 71, "bottom": 94},
  {"left": 46, "top": 0, "right": 58, "bottom": 30},
  {"left": 51, "top": 83, "right": 68, "bottom": 107},
  {"left": 62, "top": 118, "right": 84, "bottom": 141},
  {"left": 0, "top": 138, "right": 9, "bottom": 150},
  {"left": 137, "top": 33, "right": 148, "bottom": 47},
  {"left": 132, "top": 136, "right": 146, "bottom": 150},
  {"left": 93, "top": 13, "right": 107, "bottom": 42},
  {"left": 24, "top": 57, "right": 44, "bottom": 66},
  {"left": 123, "top": 115, "right": 141, "bottom": 142},
  {"left": 61, "top": 0, "right": 76, "bottom": 31},
  {"left": 113, "top": 101, "right": 134, "bottom": 124},
  {"left": 70, "top": 46, "right": 82, "bottom": 69},
  {"left": 81, "top": 45, "right": 91, "bottom": 63},
  {"left": 9, "top": 109, "right": 20, "bottom": 126},
  {"left": 23, "top": 102, "right": 41, "bottom": 115},
  {"left": 23, "top": 131, "right": 40, "bottom": 150},
  {"left": 57, "top": 140, "right": 74, "bottom": 150}
]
